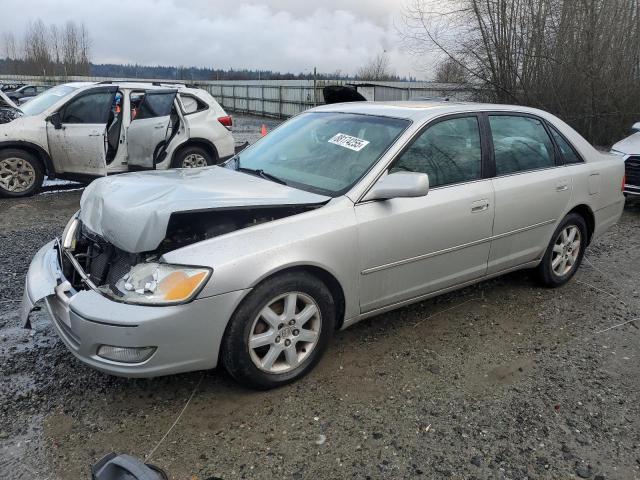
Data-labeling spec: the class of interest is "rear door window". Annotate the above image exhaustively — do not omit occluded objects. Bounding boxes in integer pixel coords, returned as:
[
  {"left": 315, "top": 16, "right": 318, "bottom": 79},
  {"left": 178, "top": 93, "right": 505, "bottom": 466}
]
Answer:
[
  {"left": 489, "top": 115, "right": 555, "bottom": 175},
  {"left": 135, "top": 91, "right": 177, "bottom": 120}
]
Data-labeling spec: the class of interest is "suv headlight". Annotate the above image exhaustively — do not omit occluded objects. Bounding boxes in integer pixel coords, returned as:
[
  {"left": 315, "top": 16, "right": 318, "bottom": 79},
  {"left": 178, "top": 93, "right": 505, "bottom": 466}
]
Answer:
[{"left": 113, "top": 263, "right": 211, "bottom": 305}]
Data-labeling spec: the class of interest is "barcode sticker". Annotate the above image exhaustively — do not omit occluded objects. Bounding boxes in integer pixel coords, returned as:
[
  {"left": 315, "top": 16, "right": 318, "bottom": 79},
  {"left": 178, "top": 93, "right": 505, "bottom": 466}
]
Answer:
[{"left": 328, "top": 133, "right": 370, "bottom": 152}]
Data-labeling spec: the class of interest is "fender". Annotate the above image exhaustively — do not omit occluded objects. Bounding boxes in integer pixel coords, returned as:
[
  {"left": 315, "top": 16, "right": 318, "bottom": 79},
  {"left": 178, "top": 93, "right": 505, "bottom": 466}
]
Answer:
[
  {"left": 0, "top": 140, "right": 56, "bottom": 177},
  {"left": 171, "top": 137, "right": 220, "bottom": 165}
]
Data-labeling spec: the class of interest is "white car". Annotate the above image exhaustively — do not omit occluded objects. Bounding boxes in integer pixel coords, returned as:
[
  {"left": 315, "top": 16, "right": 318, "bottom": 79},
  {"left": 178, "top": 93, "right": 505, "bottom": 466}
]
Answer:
[
  {"left": 611, "top": 122, "right": 640, "bottom": 198},
  {"left": 0, "top": 82, "right": 235, "bottom": 197}
]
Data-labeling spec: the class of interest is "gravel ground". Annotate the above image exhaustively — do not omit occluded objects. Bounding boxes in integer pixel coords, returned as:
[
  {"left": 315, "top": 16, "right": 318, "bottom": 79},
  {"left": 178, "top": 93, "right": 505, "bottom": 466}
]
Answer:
[{"left": 0, "top": 136, "right": 639, "bottom": 479}]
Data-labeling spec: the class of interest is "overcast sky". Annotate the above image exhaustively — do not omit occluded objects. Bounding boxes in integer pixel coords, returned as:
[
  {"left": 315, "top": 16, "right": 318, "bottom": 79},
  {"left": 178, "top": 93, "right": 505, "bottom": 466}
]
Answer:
[{"left": 0, "top": 0, "right": 435, "bottom": 78}]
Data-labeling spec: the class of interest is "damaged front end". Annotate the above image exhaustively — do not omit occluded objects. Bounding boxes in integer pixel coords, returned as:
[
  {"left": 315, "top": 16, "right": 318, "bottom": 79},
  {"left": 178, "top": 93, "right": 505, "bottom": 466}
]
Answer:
[{"left": 60, "top": 203, "right": 320, "bottom": 304}]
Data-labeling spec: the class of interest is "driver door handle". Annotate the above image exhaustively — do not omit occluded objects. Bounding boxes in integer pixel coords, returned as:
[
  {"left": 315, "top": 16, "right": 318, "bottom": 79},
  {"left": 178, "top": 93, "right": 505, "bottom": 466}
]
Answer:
[
  {"left": 471, "top": 199, "right": 490, "bottom": 213},
  {"left": 88, "top": 131, "right": 102, "bottom": 137}
]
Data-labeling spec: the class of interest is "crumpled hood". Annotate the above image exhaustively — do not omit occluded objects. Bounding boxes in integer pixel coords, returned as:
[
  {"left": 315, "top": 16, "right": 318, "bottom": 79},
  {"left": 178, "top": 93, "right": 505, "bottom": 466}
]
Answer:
[
  {"left": 612, "top": 132, "right": 640, "bottom": 155},
  {"left": 79, "top": 166, "right": 330, "bottom": 253}
]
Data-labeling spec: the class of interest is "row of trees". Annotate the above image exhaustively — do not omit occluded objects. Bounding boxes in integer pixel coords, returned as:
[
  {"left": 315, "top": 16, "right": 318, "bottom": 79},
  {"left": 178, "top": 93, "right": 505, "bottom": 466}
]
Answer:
[
  {"left": 2, "top": 20, "right": 90, "bottom": 76},
  {"left": 402, "top": 0, "right": 640, "bottom": 144}
]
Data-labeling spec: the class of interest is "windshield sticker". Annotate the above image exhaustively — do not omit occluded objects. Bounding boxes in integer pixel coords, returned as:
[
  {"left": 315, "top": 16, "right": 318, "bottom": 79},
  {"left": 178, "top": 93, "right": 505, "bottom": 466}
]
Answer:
[{"left": 328, "top": 133, "right": 370, "bottom": 152}]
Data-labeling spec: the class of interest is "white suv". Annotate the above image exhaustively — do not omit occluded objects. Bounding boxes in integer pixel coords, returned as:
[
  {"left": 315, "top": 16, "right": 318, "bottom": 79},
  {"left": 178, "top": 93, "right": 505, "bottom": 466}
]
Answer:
[{"left": 0, "top": 81, "right": 235, "bottom": 197}]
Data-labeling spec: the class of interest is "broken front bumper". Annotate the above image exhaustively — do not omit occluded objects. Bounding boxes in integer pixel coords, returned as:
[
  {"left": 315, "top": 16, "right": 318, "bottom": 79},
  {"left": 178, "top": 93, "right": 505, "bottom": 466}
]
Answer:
[{"left": 21, "top": 240, "right": 247, "bottom": 377}]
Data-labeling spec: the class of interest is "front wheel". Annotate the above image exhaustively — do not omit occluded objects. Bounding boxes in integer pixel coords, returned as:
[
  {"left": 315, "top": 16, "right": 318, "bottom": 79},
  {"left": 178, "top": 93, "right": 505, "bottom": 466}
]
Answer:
[
  {"left": 0, "top": 149, "right": 44, "bottom": 198},
  {"left": 221, "top": 272, "right": 335, "bottom": 389},
  {"left": 536, "top": 213, "right": 587, "bottom": 287}
]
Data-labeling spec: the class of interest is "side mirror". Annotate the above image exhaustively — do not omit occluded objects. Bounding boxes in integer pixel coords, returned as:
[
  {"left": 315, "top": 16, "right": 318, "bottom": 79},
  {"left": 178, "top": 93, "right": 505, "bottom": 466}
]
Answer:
[
  {"left": 631, "top": 122, "right": 640, "bottom": 133},
  {"left": 48, "top": 112, "right": 62, "bottom": 130},
  {"left": 363, "top": 171, "right": 429, "bottom": 202}
]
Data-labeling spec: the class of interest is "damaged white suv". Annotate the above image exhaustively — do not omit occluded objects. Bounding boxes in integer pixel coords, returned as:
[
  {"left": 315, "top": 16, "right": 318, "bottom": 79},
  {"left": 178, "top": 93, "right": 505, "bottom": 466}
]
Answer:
[{"left": 0, "top": 82, "right": 235, "bottom": 197}]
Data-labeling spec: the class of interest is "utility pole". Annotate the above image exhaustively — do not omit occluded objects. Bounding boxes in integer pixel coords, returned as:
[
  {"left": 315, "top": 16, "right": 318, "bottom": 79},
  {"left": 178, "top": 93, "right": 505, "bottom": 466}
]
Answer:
[{"left": 313, "top": 67, "right": 317, "bottom": 106}]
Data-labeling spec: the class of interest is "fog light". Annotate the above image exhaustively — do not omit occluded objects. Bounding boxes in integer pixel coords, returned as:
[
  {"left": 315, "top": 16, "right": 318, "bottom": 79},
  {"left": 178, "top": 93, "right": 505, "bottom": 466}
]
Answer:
[{"left": 97, "top": 345, "right": 156, "bottom": 363}]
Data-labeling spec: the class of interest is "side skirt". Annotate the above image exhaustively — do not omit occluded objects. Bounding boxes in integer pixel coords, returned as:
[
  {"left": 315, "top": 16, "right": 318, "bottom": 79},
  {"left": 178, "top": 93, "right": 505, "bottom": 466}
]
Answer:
[{"left": 341, "top": 259, "right": 541, "bottom": 329}]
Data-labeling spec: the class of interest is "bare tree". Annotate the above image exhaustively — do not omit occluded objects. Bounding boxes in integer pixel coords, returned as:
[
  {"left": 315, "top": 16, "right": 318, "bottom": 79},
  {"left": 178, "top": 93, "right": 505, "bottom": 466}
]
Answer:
[
  {"left": 3, "top": 19, "right": 91, "bottom": 76},
  {"left": 402, "top": 0, "right": 640, "bottom": 144},
  {"left": 2, "top": 32, "right": 19, "bottom": 73},
  {"left": 23, "top": 19, "right": 52, "bottom": 75},
  {"left": 434, "top": 57, "right": 468, "bottom": 83},
  {"left": 357, "top": 52, "right": 397, "bottom": 81}
]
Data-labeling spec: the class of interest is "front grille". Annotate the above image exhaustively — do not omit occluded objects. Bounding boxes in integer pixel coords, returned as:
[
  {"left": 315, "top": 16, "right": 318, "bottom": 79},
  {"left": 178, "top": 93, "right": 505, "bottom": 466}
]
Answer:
[{"left": 626, "top": 156, "right": 640, "bottom": 187}]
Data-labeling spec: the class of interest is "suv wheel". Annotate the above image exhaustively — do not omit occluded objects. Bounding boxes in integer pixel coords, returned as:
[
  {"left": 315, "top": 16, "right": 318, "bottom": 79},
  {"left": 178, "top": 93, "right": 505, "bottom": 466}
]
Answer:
[
  {"left": 172, "top": 146, "right": 213, "bottom": 168},
  {"left": 221, "top": 272, "right": 335, "bottom": 389},
  {"left": 537, "top": 213, "right": 587, "bottom": 287},
  {"left": 0, "top": 149, "right": 44, "bottom": 198}
]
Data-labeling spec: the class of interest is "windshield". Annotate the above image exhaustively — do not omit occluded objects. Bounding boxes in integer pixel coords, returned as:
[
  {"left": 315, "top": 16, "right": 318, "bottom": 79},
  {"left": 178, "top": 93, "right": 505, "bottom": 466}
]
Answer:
[
  {"left": 227, "top": 112, "right": 410, "bottom": 196},
  {"left": 21, "top": 85, "right": 79, "bottom": 116}
]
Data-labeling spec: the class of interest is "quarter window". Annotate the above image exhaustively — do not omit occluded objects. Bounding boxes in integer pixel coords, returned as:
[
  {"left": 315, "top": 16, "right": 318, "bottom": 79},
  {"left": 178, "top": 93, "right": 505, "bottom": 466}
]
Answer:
[
  {"left": 391, "top": 116, "right": 482, "bottom": 187},
  {"left": 490, "top": 115, "right": 555, "bottom": 175},
  {"left": 549, "top": 125, "right": 582, "bottom": 164},
  {"left": 62, "top": 90, "right": 114, "bottom": 124}
]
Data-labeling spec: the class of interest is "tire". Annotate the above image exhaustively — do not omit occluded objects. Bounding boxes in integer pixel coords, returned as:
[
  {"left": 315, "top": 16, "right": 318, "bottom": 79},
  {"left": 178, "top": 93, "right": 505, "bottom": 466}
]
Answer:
[
  {"left": 536, "top": 213, "right": 588, "bottom": 287},
  {"left": 0, "top": 149, "right": 44, "bottom": 198},
  {"left": 171, "top": 145, "right": 214, "bottom": 169},
  {"left": 221, "top": 272, "right": 336, "bottom": 390}
]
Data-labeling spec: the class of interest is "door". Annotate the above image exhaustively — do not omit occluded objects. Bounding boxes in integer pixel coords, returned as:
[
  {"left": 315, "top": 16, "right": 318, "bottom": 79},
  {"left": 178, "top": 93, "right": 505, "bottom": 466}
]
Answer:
[
  {"left": 356, "top": 115, "right": 495, "bottom": 313},
  {"left": 487, "top": 114, "right": 572, "bottom": 274},
  {"left": 126, "top": 89, "right": 177, "bottom": 168},
  {"left": 46, "top": 86, "right": 117, "bottom": 176}
]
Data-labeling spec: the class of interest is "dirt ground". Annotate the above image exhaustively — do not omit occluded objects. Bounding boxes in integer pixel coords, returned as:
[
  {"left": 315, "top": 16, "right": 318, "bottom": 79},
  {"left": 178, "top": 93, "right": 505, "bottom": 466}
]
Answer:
[{"left": 1, "top": 120, "right": 639, "bottom": 479}]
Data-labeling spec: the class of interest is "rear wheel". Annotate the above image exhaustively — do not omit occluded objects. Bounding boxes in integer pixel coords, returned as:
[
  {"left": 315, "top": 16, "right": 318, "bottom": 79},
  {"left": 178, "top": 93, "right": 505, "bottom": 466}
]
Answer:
[
  {"left": 537, "top": 213, "right": 587, "bottom": 287},
  {"left": 0, "top": 149, "right": 44, "bottom": 198},
  {"left": 221, "top": 272, "right": 335, "bottom": 389},
  {"left": 172, "top": 146, "right": 214, "bottom": 169}
]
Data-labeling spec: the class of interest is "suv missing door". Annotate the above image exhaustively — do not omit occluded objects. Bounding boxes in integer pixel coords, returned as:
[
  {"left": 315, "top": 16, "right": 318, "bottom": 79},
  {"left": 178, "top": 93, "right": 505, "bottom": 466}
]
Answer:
[{"left": 0, "top": 81, "right": 235, "bottom": 197}]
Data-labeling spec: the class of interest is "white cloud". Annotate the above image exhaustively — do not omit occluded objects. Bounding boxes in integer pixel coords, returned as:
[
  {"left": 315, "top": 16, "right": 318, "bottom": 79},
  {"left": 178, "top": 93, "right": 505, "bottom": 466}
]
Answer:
[{"left": 0, "top": 0, "right": 436, "bottom": 77}]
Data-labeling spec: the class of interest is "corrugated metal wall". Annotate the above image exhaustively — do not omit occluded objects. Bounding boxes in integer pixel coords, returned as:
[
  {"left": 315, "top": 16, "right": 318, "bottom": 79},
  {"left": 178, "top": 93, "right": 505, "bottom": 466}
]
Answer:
[{"left": 0, "top": 74, "right": 478, "bottom": 118}]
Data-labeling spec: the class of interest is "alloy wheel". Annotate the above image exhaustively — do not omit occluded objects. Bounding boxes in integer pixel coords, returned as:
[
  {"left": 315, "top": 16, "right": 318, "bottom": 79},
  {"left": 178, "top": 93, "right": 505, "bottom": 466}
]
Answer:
[
  {"left": 248, "top": 292, "right": 322, "bottom": 373},
  {"left": 181, "top": 153, "right": 208, "bottom": 168},
  {"left": 551, "top": 225, "right": 581, "bottom": 276},
  {"left": 0, "top": 157, "right": 36, "bottom": 193}
]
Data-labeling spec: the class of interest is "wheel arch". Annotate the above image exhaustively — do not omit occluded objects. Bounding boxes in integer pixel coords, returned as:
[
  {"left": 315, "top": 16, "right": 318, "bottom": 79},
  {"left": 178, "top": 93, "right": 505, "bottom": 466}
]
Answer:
[
  {"left": 0, "top": 141, "right": 55, "bottom": 177},
  {"left": 247, "top": 264, "right": 347, "bottom": 331},
  {"left": 567, "top": 204, "right": 595, "bottom": 244},
  {"left": 171, "top": 138, "right": 219, "bottom": 166}
]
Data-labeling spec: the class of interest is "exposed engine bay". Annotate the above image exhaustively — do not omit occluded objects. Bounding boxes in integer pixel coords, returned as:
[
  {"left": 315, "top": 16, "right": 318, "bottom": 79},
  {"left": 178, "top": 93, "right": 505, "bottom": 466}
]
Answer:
[{"left": 63, "top": 205, "right": 320, "bottom": 296}]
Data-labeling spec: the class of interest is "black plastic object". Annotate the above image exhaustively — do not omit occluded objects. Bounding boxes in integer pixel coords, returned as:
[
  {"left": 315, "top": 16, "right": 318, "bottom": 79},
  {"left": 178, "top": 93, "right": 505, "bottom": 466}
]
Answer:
[
  {"left": 322, "top": 85, "right": 367, "bottom": 104},
  {"left": 91, "top": 453, "right": 168, "bottom": 480}
]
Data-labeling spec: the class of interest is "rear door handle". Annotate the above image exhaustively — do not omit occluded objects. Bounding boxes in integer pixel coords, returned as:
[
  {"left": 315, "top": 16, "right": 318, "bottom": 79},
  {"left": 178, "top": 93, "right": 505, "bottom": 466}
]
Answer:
[
  {"left": 88, "top": 131, "right": 102, "bottom": 137},
  {"left": 154, "top": 124, "right": 165, "bottom": 129},
  {"left": 471, "top": 199, "right": 490, "bottom": 213},
  {"left": 556, "top": 182, "right": 569, "bottom": 192}
]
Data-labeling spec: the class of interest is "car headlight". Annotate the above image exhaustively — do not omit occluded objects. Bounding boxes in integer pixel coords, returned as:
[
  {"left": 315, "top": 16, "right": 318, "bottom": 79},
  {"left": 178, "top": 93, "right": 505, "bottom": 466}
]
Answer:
[
  {"left": 62, "top": 212, "right": 80, "bottom": 250},
  {"left": 113, "top": 263, "right": 211, "bottom": 305}
]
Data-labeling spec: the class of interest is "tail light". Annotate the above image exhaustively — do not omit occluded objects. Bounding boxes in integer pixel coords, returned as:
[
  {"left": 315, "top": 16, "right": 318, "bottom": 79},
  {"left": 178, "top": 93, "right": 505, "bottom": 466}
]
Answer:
[
  {"left": 218, "top": 115, "right": 233, "bottom": 130},
  {"left": 621, "top": 174, "right": 626, "bottom": 191}
]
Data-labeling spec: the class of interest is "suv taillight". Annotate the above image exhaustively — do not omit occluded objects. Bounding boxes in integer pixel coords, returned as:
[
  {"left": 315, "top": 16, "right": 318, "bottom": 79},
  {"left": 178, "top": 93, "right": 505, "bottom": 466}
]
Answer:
[{"left": 218, "top": 115, "right": 232, "bottom": 130}]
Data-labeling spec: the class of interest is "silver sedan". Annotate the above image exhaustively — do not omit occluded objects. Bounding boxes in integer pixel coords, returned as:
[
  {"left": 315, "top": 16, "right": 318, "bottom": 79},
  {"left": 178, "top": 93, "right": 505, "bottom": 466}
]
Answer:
[{"left": 22, "top": 102, "right": 625, "bottom": 389}]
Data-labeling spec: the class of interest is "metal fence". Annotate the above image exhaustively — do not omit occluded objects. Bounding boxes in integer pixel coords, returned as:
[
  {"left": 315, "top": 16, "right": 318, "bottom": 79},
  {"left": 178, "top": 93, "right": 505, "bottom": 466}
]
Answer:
[{"left": 0, "top": 74, "right": 478, "bottom": 118}]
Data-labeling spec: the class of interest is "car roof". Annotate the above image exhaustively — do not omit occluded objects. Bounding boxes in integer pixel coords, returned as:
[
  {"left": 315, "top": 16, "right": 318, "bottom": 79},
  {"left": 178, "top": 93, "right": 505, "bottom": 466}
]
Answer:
[
  {"left": 59, "top": 81, "right": 192, "bottom": 91},
  {"left": 311, "top": 101, "right": 552, "bottom": 122}
]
